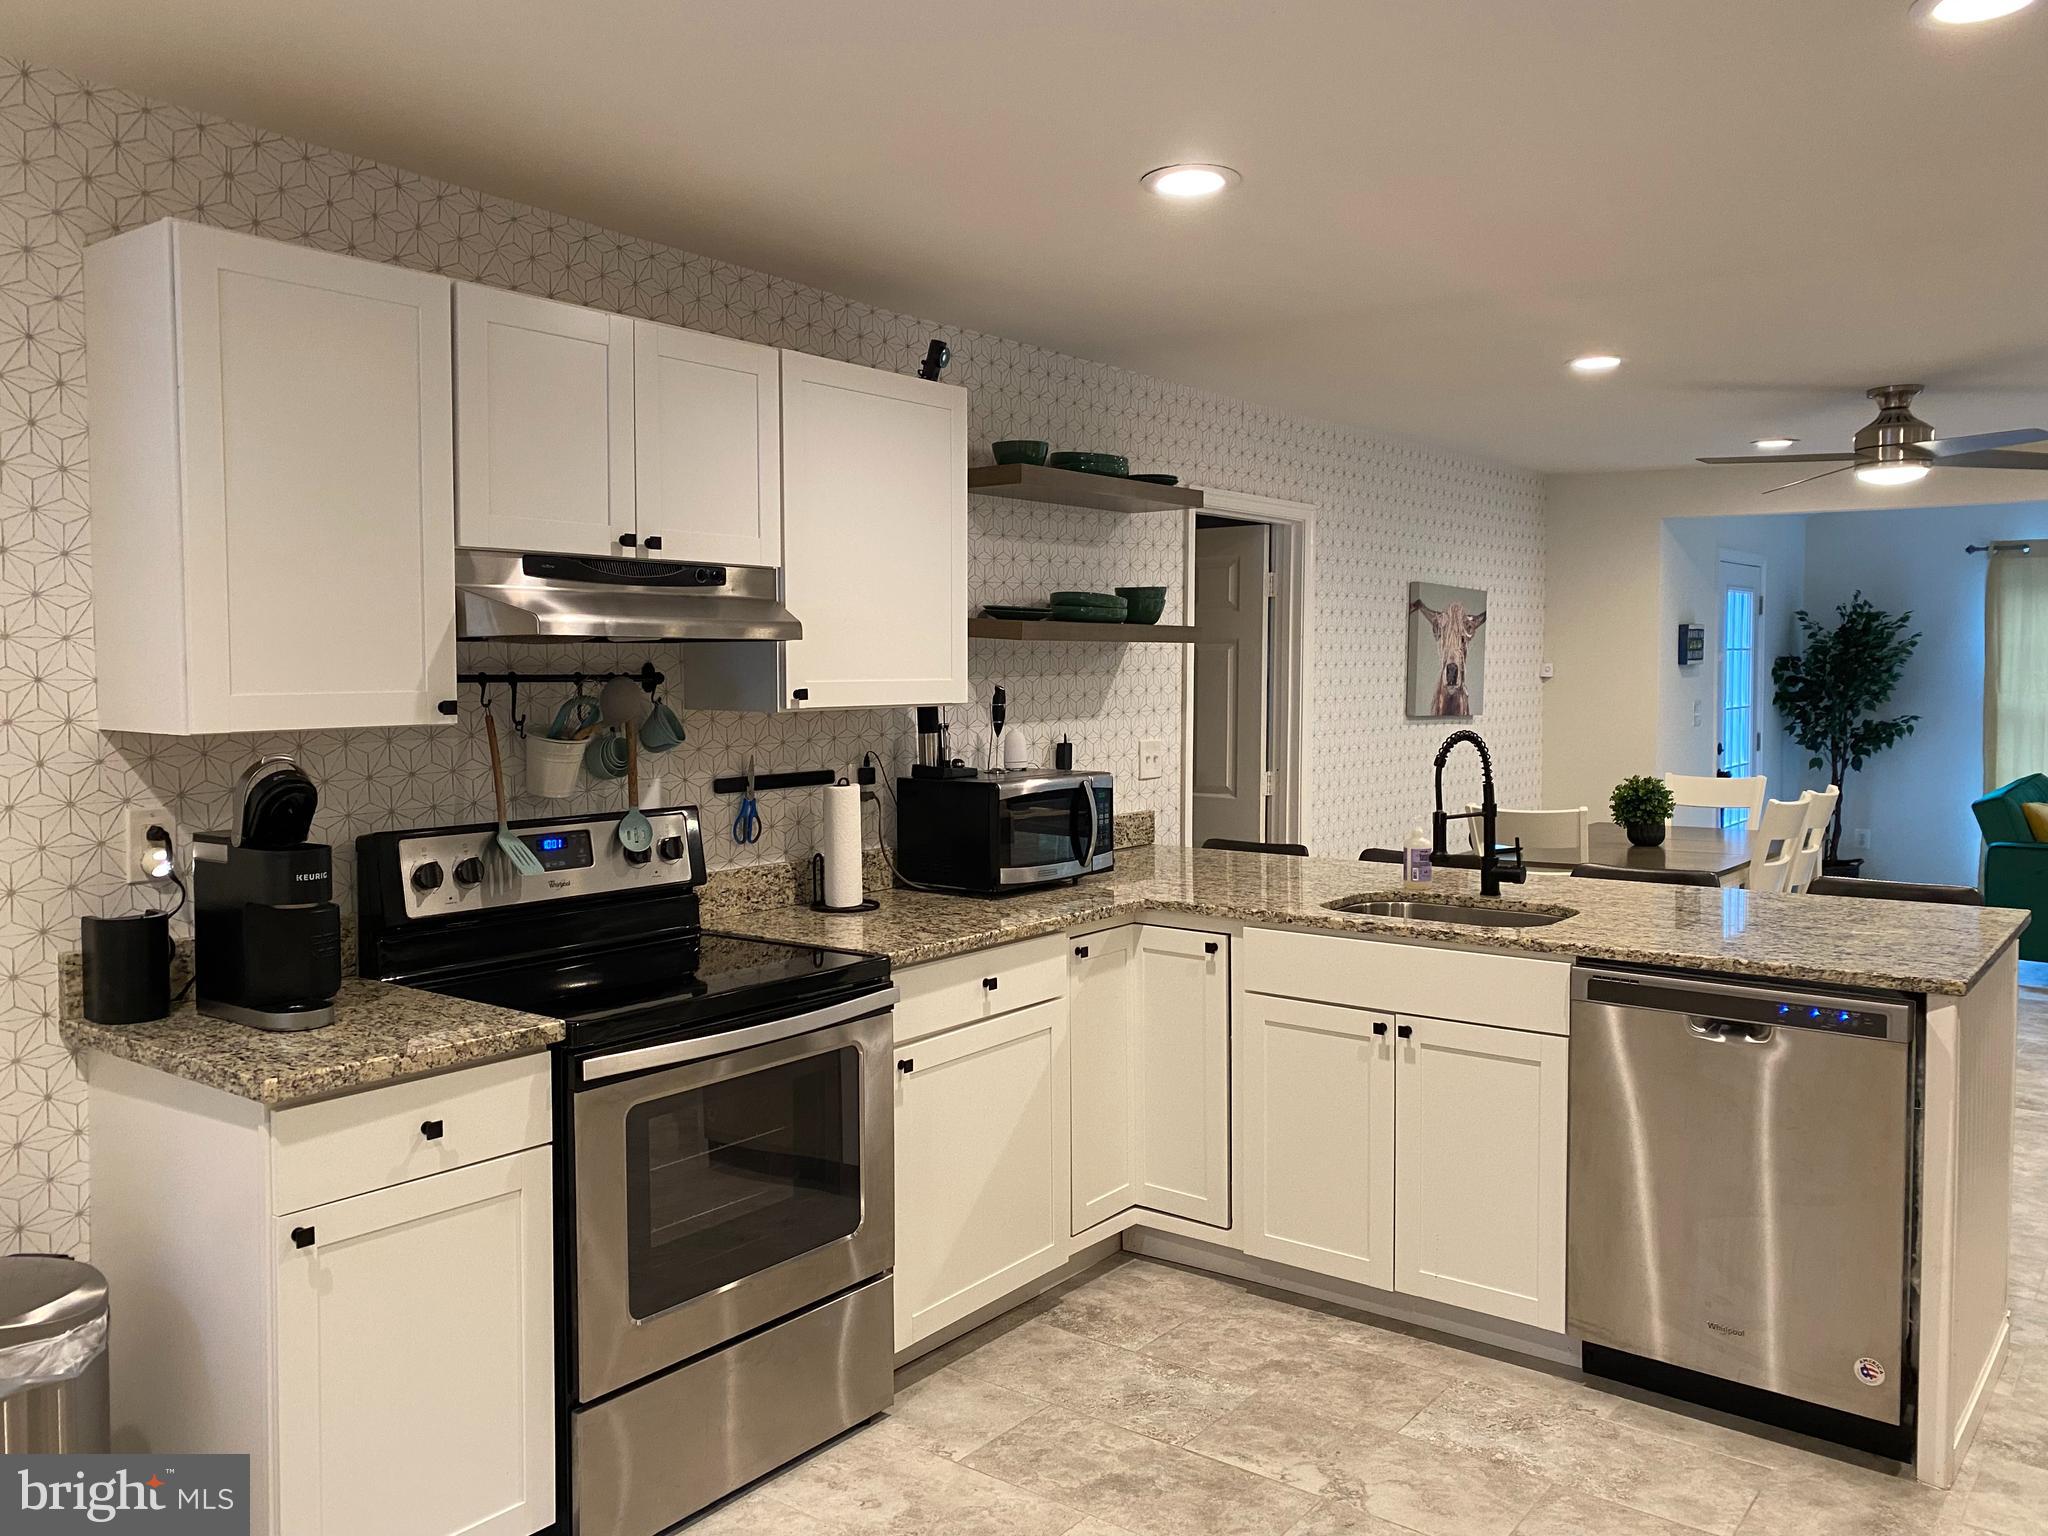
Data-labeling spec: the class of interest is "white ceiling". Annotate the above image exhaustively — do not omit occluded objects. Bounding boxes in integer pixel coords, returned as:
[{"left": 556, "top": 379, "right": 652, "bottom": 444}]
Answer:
[{"left": 17, "top": 0, "right": 2048, "bottom": 472}]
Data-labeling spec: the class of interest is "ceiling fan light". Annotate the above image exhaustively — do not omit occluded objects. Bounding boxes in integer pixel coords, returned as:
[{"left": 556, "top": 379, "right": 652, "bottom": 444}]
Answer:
[
  {"left": 1752, "top": 437, "right": 1799, "bottom": 451},
  {"left": 1854, "top": 461, "right": 1933, "bottom": 487},
  {"left": 1909, "top": 0, "right": 2037, "bottom": 23}
]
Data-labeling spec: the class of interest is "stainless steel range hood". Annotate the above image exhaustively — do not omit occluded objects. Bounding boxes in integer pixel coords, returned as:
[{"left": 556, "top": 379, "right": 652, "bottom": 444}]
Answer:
[{"left": 456, "top": 551, "right": 802, "bottom": 642}]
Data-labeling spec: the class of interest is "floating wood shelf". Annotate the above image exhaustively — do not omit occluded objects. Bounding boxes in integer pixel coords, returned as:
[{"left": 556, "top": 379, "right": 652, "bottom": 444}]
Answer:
[
  {"left": 968, "top": 463, "right": 1204, "bottom": 514},
  {"left": 969, "top": 618, "right": 1197, "bottom": 644}
]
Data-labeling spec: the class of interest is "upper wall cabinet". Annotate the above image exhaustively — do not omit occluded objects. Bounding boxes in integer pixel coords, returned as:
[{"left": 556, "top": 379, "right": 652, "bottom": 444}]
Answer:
[
  {"left": 454, "top": 284, "right": 634, "bottom": 558},
  {"left": 634, "top": 324, "right": 782, "bottom": 568},
  {"left": 86, "top": 221, "right": 457, "bottom": 733},
  {"left": 780, "top": 353, "right": 968, "bottom": 709}
]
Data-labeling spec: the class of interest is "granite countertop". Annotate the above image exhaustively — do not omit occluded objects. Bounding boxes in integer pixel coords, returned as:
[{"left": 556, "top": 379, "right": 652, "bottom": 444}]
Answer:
[
  {"left": 716, "top": 843, "right": 2030, "bottom": 997},
  {"left": 58, "top": 977, "right": 563, "bottom": 1107}
]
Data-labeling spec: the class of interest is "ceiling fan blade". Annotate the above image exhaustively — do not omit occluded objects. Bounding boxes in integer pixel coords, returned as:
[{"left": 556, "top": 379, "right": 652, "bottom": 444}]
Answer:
[
  {"left": 1764, "top": 464, "right": 1858, "bottom": 495},
  {"left": 1928, "top": 449, "right": 2048, "bottom": 470},
  {"left": 1923, "top": 428, "right": 2048, "bottom": 459},
  {"left": 1697, "top": 454, "right": 1859, "bottom": 466}
]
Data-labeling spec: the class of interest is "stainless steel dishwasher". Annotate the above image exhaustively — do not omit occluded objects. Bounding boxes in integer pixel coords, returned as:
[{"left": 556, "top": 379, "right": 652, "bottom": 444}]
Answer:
[{"left": 1568, "top": 965, "right": 1916, "bottom": 1454}]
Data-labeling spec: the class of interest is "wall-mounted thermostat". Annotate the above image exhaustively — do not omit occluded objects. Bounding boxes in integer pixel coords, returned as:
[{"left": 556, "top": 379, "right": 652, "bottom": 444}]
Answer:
[{"left": 1677, "top": 624, "right": 1706, "bottom": 666}]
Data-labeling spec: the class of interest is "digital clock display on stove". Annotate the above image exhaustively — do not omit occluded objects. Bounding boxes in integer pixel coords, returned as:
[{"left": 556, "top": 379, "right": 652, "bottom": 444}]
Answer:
[{"left": 519, "top": 828, "right": 594, "bottom": 871}]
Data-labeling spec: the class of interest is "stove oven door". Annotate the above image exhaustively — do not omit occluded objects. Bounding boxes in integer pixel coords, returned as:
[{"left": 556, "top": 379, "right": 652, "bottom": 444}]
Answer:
[{"left": 571, "top": 988, "right": 896, "bottom": 1403}]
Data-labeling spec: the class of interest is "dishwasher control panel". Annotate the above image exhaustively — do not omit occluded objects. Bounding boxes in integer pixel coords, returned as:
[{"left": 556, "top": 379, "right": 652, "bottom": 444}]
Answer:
[{"left": 1574, "top": 967, "right": 1914, "bottom": 1042}]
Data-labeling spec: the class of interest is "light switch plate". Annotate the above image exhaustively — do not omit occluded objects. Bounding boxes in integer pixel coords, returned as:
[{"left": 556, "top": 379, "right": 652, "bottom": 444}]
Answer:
[{"left": 1137, "top": 739, "right": 1164, "bottom": 780}]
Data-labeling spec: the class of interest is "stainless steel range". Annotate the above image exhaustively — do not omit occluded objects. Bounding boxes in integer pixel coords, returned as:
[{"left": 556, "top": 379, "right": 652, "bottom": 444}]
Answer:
[{"left": 357, "top": 808, "right": 896, "bottom": 1536}]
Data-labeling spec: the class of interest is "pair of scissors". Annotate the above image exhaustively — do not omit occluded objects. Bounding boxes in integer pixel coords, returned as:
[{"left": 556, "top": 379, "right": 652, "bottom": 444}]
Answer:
[{"left": 733, "top": 757, "right": 762, "bottom": 845}]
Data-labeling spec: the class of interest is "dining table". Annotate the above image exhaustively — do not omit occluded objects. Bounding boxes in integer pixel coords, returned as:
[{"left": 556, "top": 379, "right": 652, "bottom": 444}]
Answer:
[{"left": 1521, "top": 820, "right": 1752, "bottom": 886}]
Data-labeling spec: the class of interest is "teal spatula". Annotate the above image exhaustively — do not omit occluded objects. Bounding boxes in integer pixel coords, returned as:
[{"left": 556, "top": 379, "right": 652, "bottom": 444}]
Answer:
[{"left": 485, "top": 713, "right": 545, "bottom": 878}]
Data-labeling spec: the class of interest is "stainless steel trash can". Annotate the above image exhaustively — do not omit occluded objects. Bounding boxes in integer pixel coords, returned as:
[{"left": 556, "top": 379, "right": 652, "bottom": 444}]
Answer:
[{"left": 0, "top": 1254, "right": 110, "bottom": 1453}]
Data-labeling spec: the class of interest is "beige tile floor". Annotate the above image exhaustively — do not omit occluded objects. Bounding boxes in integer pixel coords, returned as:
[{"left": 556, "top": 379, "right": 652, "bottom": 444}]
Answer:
[{"left": 687, "top": 962, "right": 2048, "bottom": 1536}]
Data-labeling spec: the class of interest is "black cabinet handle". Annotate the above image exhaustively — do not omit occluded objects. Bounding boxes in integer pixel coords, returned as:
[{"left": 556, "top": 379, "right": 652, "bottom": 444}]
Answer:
[
  {"left": 1203, "top": 941, "right": 1219, "bottom": 955},
  {"left": 1396, "top": 1023, "right": 1414, "bottom": 1039},
  {"left": 436, "top": 699, "right": 458, "bottom": 716},
  {"left": 1372, "top": 1020, "right": 1388, "bottom": 1036},
  {"left": 618, "top": 532, "right": 638, "bottom": 548},
  {"left": 898, "top": 1058, "right": 914, "bottom": 1073},
  {"left": 1074, "top": 945, "right": 1089, "bottom": 959},
  {"left": 421, "top": 1119, "right": 444, "bottom": 1141},
  {"left": 644, "top": 535, "right": 663, "bottom": 551},
  {"left": 982, "top": 976, "right": 998, "bottom": 990},
  {"left": 291, "top": 1226, "right": 315, "bottom": 1249},
  {"left": 791, "top": 688, "right": 809, "bottom": 703}
]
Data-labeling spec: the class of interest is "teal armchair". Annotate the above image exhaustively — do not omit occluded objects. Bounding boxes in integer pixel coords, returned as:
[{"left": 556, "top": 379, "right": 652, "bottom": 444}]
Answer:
[{"left": 1972, "top": 774, "right": 2048, "bottom": 961}]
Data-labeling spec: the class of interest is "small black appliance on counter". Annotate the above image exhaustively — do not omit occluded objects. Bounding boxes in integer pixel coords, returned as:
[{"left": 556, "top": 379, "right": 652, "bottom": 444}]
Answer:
[
  {"left": 80, "top": 911, "right": 172, "bottom": 1025},
  {"left": 894, "top": 769, "right": 1114, "bottom": 894},
  {"left": 193, "top": 756, "right": 342, "bottom": 1031}
]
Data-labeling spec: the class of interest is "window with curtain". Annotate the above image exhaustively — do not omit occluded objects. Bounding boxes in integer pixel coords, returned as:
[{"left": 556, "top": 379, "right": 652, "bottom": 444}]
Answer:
[{"left": 1984, "top": 551, "right": 2048, "bottom": 789}]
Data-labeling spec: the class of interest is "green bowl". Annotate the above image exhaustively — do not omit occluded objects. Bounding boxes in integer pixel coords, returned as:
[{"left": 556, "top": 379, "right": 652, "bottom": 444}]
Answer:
[
  {"left": 1048, "top": 451, "right": 1129, "bottom": 477},
  {"left": 1116, "top": 585, "right": 1167, "bottom": 624},
  {"left": 992, "top": 439, "right": 1050, "bottom": 466}
]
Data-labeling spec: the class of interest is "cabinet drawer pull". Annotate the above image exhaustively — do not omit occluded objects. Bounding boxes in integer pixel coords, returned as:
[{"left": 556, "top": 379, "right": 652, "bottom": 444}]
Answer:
[
  {"left": 291, "top": 1226, "right": 316, "bottom": 1249},
  {"left": 436, "top": 699, "right": 458, "bottom": 716},
  {"left": 791, "top": 688, "right": 809, "bottom": 703},
  {"left": 1372, "top": 1020, "right": 1389, "bottom": 1036},
  {"left": 643, "top": 535, "right": 663, "bottom": 551},
  {"left": 1203, "top": 941, "right": 1219, "bottom": 955},
  {"left": 898, "top": 1058, "right": 914, "bottom": 1073},
  {"left": 1074, "top": 945, "right": 1089, "bottom": 959},
  {"left": 617, "top": 532, "right": 638, "bottom": 548},
  {"left": 1396, "top": 1023, "right": 1414, "bottom": 1039},
  {"left": 982, "top": 976, "right": 998, "bottom": 991},
  {"left": 420, "top": 1119, "right": 445, "bottom": 1141}
]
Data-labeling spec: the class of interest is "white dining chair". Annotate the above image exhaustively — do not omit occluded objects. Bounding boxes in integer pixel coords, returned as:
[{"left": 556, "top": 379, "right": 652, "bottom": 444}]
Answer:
[
  {"left": 1787, "top": 785, "right": 1840, "bottom": 894},
  {"left": 1746, "top": 796, "right": 1810, "bottom": 895},
  {"left": 1466, "top": 805, "right": 1591, "bottom": 862},
  {"left": 1664, "top": 772, "right": 1767, "bottom": 829}
]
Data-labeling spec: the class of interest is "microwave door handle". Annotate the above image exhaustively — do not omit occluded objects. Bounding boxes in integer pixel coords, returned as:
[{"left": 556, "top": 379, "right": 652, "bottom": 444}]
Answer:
[{"left": 1078, "top": 782, "right": 1100, "bottom": 866}]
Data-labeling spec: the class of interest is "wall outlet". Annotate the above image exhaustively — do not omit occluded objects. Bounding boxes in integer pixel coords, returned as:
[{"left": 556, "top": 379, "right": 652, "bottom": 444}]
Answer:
[
  {"left": 121, "top": 807, "right": 178, "bottom": 885},
  {"left": 1137, "top": 739, "right": 1164, "bottom": 780},
  {"left": 1851, "top": 827, "right": 1871, "bottom": 852}
]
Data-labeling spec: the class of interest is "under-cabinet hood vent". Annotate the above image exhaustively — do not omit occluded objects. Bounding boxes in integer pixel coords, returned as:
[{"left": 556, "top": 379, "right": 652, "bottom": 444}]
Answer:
[{"left": 456, "top": 550, "right": 802, "bottom": 642}]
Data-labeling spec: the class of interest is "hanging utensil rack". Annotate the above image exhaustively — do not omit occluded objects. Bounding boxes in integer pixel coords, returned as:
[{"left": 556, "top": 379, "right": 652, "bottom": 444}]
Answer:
[{"left": 457, "top": 662, "right": 666, "bottom": 737}]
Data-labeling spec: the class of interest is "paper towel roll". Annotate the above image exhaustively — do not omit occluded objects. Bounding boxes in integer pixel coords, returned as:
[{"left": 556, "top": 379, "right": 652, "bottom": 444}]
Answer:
[{"left": 821, "top": 779, "right": 863, "bottom": 909}]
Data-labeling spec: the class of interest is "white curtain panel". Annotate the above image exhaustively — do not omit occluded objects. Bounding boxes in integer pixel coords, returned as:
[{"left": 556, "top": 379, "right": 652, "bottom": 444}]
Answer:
[{"left": 1983, "top": 552, "right": 2048, "bottom": 790}]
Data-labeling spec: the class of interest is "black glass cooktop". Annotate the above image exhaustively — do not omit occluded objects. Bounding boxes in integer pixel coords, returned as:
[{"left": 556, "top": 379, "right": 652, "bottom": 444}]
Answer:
[{"left": 423, "top": 931, "right": 889, "bottom": 1050}]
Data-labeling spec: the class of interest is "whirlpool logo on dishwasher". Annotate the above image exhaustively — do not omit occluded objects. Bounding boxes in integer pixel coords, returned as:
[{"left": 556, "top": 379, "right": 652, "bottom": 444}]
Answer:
[{"left": 3, "top": 1456, "right": 248, "bottom": 1532}]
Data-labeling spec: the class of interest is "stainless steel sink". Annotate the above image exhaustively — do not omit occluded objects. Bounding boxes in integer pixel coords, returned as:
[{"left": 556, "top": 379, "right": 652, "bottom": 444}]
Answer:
[{"left": 1328, "top": 898, "right": 1571, "bottom": 928}]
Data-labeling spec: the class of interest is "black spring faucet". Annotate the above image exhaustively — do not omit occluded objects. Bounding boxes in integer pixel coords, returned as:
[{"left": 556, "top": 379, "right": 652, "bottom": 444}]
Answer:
[{"left": 1431, "top": 729, "right": 1527, "bottom": 898}]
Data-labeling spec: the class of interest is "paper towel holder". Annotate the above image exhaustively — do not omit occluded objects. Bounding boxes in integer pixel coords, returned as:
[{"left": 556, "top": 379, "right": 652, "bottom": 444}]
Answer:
[{"left": 809, "top": 852, "right": 880, "bottom": 914}]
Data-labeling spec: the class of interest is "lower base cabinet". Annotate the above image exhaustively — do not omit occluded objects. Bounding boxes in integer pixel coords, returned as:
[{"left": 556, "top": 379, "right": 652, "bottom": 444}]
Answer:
[
  {"left": 275, "top": 1147, "right": 556, "bottom": 1536},
  {"left": 1394, "top": 1014, "right": 1568, "bottom": 1330},
  {"left": 894, "top": 998, "right": 1069, "bottom": 1349}
]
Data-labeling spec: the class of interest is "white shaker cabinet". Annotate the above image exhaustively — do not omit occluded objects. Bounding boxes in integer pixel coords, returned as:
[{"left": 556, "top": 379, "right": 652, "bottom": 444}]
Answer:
[
  {"left": 633, "top": 323, "right": 782, "bottom": 567},
  {"left": 274, "top": 1147, "right": 556, "bottom": 1536},
  {"left": 1131, "top": 926, "right": 1232, "bottom": 1227},
  {"left": 85, "top": 219, "right": 457, "bottom": 733},
  {"left": 779, "top": 352, "right": 968, "bottom": 709},
  {"left": 1068, "top": 929, "right": 1141, "bottom": 1233},
  {"left": 893, "top": 998, "right": 1069, "bottom": 1350},
  {"left": 1392, "top": 1014, "right": 1568, "bottom": 1331},
  {"left": 1238, "top": 993, "right": 1395, "bottom": 1289},
  {"left": 454, "top": 283, "right": 634, "bottom": 558}
]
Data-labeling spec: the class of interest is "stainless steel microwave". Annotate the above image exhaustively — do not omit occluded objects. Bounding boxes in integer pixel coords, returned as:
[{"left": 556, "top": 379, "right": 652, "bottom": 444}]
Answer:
[{"left": 894, "top": 771, "right": 1114, "bottom": 893}]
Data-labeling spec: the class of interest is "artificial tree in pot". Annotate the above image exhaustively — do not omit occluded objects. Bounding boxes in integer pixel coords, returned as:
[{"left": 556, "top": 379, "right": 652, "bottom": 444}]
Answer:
[{"left": 1771, "top": 592, "right": 1920, "bottom": 871}]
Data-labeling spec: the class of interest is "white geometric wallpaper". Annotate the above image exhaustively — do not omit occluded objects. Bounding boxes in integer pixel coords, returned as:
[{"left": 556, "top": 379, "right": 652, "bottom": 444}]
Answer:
[{"left": 0, "top": 57, "right": 1543, "bottom": 1257}]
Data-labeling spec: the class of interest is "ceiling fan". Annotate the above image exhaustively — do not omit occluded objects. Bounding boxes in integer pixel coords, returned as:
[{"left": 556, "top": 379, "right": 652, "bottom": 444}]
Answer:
[{"left": 1699, "top": 385, "right": 2048, "bottom": 493}]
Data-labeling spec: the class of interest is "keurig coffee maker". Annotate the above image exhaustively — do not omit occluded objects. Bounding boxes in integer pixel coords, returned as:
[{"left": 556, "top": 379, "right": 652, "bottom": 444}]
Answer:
[{"left": 193, "top": 756, "right": 343, "bottom": 1031}]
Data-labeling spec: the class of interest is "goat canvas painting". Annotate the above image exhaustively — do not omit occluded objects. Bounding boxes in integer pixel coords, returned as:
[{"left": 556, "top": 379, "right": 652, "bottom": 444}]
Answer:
[{"left": 1408, "top": 582, "right": 1488, "bottom": 718}]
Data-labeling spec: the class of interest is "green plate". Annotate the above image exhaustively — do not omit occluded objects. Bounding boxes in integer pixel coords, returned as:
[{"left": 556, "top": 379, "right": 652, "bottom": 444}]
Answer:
[
  {"left": 981, "top": 604, "right": 1055, "bottom": 620},
  {"left": 1128, "top": 473, "right": 1180, "bottom": 486},
  {"left": 1050, "top": 591, "right": 1122, "bottom": 607}
]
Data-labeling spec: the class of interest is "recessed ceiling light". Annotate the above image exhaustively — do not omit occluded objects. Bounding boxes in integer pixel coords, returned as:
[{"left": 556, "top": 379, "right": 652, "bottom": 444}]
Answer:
[
  {"left": 1140, "top": 164, "right": 1240, "bottom": 199},
  {"left": 1909, "top": 0, "right": 2037, "bottom": 24},
  {"left": 1753, "top": 437, "right": 1800, "bottom": 451},
  {"left": 1569, "top": 354, "right": 1623, "bottom": 375},
  {"left": 1854, "top": 461, "right": 1932, "bottom": 487}
]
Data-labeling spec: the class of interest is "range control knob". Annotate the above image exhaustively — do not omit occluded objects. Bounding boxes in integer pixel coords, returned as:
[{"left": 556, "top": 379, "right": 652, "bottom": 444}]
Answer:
[
  {"left": 657, "top": 835, "right": 685, "bottom": 862},
  {"left": 411, "top": 861, "right": 444, "bottom": 892},
  {"left": 452, "top": 857, "right": 484, "bottom": 888},
  {"left": 624, "top": 846, "right": 654, "bottom": 867}
]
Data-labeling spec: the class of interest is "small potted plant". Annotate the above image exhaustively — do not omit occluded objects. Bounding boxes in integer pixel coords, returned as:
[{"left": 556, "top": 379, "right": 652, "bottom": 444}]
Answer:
[{"left": 1610, "top": 775, "right": 1675, "bottom": 848}]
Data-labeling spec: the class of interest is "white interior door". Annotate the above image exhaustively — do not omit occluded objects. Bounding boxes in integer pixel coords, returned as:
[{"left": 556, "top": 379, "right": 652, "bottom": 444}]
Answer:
[
  {"left": 454, "top": 283, "right": 634, "bottom": 556},
  {"left": 1717, "top": 557, "right": 1765, "bottom": 829},
  {"left": 1192, "top": 521, "right": 1271, "bottom": 846}
]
